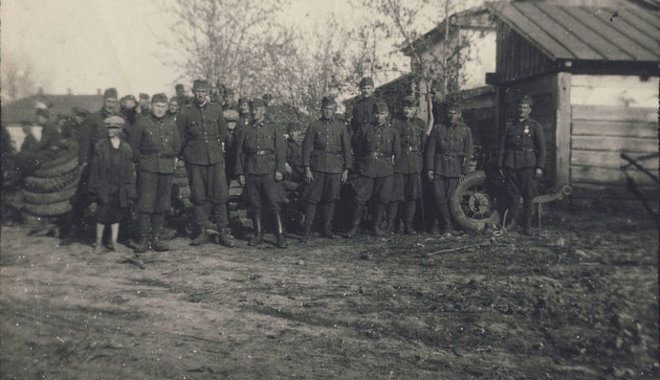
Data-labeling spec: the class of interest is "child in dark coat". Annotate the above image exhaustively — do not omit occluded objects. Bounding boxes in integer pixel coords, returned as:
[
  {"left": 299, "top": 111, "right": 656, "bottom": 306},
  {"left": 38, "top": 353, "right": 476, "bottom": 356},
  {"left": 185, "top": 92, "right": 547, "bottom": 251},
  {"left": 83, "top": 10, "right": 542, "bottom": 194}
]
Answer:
[{"left": 87, "top": 116, "right": 136, "bottom": 252}]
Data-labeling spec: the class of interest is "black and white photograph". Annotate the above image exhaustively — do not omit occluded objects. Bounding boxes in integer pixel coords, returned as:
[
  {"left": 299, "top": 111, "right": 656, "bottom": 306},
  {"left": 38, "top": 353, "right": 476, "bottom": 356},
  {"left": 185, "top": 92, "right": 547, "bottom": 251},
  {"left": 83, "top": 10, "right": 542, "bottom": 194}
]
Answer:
[{"left": 1, "top": 0, "right": 658, "bottom": 378}]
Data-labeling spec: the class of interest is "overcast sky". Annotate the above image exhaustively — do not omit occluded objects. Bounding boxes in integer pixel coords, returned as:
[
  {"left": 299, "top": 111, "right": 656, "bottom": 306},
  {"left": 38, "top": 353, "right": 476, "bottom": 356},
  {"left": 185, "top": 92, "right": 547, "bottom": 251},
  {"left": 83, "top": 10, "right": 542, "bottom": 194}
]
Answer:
[{"left": 1, "top": 0, "right": 479, "bottom": 98}]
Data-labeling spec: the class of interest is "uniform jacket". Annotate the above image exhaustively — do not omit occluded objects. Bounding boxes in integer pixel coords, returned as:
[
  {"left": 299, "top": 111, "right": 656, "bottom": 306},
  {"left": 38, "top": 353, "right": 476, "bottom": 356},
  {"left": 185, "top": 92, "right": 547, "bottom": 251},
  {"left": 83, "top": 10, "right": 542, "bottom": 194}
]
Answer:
[
  {"left": 79, "top": 108, "right": 116, "bottom": 164},
  {"left": 130, "top": 114, "right": 181, "bottom": 174},
  {"left": 177, "top": 101, "right": 229, "bottom": 165},
  {"left": 350, "top": 96, "right": 380, "bottom": 135},
  {"left": 497, "top": 117, "right": 546, "bottom": 170},
  {"left": 353, "top": 122, "right": 400, "bottom": 178},
  {"left": 302, "top": 117, "right": 352, "bottom": 174},
  {"left": 88, "top": 139, "right": 136, "bottom": 207},
  {"left": 392, "top": 117, "right": 426, "bottom": 174},
  {"left": 235, "top": 120, "right": 286, "bottom": 176},
  {"left": 425, "top": 121, "right": 473, "bottom": 177}
]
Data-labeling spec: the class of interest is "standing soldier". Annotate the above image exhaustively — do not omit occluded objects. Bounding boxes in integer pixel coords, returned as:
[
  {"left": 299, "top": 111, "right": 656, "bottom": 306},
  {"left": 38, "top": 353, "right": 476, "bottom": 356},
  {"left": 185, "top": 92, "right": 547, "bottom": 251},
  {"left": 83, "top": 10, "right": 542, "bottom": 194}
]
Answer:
[
  {"left": 347, "top": 100, "right": 400, "bottom": 238},
  {"left": 350, "top": 77, "right": 379, "bottom": 136},
  {"left": 425, "top": 97, "right": 473, "bottom": 236},
  {"left": 129, "top": 94, "right": 181, "bottom": 252},
  {"left": 236, "top": 98, "right": 251, "bottom": 129},
  {"left": 497, "top": 95, "right": 546, "bottom": 235},
  {"left": 235, "top": 99, "right": 287, "bottom": 248},
  {"left": 138, "top": 93, "right": 151, "bottom": 117},
  {"left": 79, "top": 88, "right": 120, "bottom": 165},
  {"left": 167, "top": 97, "right": 179, "bottom": 118},
  {"left": 177, "top": 80, "right": 233, "bottom": 247},
  {"left": 301, "top": 96, "right": 352, "bottom": 242},
  {"left": 387, "top": 95, "right": 427, "bottom": 235},
  {"left": 175, "top": 84, "right": 192, "bottom": 108}
]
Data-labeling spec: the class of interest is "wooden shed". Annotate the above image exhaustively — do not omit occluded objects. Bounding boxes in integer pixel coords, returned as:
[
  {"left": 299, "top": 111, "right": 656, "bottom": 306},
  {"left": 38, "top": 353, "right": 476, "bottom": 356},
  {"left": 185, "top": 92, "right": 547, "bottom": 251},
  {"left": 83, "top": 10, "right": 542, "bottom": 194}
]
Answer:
[{"left": 485, "top": 1, "right": 659, "bottom": 207}]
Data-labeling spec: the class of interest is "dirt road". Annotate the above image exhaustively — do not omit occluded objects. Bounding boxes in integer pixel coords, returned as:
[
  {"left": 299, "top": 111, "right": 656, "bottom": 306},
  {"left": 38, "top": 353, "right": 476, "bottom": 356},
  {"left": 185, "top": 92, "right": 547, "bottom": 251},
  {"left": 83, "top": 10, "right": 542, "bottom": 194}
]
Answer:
[{"left": 1, "top": 210, "right": 658, "bottom": 379}]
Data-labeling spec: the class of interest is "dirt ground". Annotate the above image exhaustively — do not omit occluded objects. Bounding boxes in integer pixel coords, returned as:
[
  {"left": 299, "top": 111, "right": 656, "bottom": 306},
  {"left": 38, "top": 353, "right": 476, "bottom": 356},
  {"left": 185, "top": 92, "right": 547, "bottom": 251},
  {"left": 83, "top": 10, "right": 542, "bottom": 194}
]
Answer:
[{"left": 1, "top": 208, "right": 658, "bottom": 379}]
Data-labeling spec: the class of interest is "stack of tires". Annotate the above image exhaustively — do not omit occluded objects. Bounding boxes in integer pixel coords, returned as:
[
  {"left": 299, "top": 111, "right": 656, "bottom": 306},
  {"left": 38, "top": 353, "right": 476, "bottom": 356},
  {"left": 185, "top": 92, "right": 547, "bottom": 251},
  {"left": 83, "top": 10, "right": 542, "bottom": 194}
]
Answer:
[
  {"left": 21, "top": 149, "right": 81, "bottom": 223},
  {"left": 172, "top": 164, "right": 192, "bottom": 210}
]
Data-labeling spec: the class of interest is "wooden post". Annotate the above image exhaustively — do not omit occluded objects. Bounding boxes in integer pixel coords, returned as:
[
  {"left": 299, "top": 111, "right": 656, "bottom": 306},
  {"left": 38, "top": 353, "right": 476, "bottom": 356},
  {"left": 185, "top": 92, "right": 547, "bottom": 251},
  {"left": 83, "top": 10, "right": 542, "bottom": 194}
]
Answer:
[{"left": 555, "top": 72, "right": 571, "bottom": 186}]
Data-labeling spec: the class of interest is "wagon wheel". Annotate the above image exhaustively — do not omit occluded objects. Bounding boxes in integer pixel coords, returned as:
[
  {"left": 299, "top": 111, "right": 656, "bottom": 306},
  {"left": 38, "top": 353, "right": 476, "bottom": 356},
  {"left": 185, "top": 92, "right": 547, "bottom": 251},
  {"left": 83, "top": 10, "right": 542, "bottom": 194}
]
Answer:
[{"left": 450, "top": 170, "right": 500, "bottom": 233}]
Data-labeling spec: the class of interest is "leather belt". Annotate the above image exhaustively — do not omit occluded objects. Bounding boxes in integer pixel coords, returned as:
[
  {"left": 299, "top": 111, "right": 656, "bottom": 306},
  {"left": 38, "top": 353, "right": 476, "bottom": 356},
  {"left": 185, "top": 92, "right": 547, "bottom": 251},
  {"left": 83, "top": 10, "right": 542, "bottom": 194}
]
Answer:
[
  {"left": 369, "top": 151, "right": 391, "bottom": 158},
  {"left": 252, "top": 149, "right": 274, "bottom": 156},
  {"left": 406, "top": 146, "right": 419, "bottom": 152}
]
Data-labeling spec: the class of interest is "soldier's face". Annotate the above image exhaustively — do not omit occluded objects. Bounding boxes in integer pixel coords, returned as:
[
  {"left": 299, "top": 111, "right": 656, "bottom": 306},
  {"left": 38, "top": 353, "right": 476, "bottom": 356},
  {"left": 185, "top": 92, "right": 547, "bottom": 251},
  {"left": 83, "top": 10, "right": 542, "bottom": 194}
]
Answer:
[
  {"left": 193, "top": 88, "right": 208, "bottom": 104},
  {"left": 168, "top": 101, "right": 179, "bottom": 113},
  {"left": 104, "top": 98, "right": 118, "bottom": 113},
  {"left": 239, "top": 102, "right": 250, "bottom": 115},
  {"left": 448, "top": 110, "right": 461, "bottom": 124},
  {"left": 375, "top": 110, "right": 389, "bottom": 125},
  {"left": 518, "top": 103, "right": 531, "bottom": 120},
  {"left": 322, "top": 105, "right": 336, "bottom": 119},
  {"left": 360, "top": 85, "right": 374, "bottom": 97},
  {"left": 403, "top": 106, "right": 417, "bottom": 119},
  {"left": 152, "top": 102, "right": 168, "bottom": 118},
  {"left": 176, "top": 88, "right": 185, "bottom": 97},
  {"left": 251, "top": 106, "right": 265, "bottom": 121},
  {"left": 106, "top": 126, "right": 121, "bottom": 138}
]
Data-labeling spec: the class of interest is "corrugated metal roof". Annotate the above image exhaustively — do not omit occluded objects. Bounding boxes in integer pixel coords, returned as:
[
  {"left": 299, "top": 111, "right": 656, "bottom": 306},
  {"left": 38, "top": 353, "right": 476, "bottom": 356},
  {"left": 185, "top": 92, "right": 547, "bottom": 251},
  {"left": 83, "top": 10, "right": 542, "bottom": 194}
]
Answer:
[{"left": 488, "top": 1, "right": 660, "bottom": 62}]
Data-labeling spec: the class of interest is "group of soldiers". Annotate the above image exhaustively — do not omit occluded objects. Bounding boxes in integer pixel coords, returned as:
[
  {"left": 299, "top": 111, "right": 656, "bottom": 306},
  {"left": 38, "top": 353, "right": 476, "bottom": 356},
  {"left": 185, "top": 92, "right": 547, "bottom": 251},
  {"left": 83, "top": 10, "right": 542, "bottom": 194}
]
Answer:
[{"left": 21, "top": 75, "right": 546, "bottom": 253}]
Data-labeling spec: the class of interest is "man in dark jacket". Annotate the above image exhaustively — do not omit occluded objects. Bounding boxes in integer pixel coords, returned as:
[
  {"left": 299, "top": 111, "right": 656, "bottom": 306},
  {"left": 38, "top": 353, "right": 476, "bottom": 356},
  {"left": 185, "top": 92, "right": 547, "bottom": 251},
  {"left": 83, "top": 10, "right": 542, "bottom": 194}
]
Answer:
[
  {"left": 497, "top": 95, "right": 546, "bottom": 234},
  {"left": 79, "top": 88, "right": 120, "bottom": 165},
  {"left": 349, "top": 77, "right": 379, "bottom": 136},
  {"left": 347, "top": 100, "right": 400, "bottom": 238},
  {"left": 177, "top": 79, "right": 233, "bottom": 246},
  {"left": 301, "top": 96, "right": 352, "bottom": 242},
  {"left": 130, "top": 93, "right": 181, "bottom": 252},
  {"left": 388, "top": 95, "right": 427, "bottom": 235},
  {"left": 235, "top": 99, "right": 288, "bottom": 248},
  {"left": 425, "top": 97, "right": 473, "bottom": 236}
]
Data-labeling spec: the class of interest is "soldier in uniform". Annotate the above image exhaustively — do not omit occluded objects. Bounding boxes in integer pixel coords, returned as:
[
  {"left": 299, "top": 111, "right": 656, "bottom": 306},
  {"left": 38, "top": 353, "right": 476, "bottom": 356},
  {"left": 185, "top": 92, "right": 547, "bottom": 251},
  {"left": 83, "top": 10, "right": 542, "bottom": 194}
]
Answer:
[
  {"left": 61, "top": 107, "right": 89, "bottom": 141},
  {"left": 347, "top": 100, "right": 400, "bottom": 238},
  {"left": 350, "top": 77, "right": 380, "bottom": 136},
  {"left": 129, "top": 94, "right": 181, "bottom": 252},
  {"left": 119, "top": 95, "right": 139, "bottom": 127},
  {"left": 425, "top": 97, "right": 473, "bottom": 236},
  {"left": 236, "top": 98, "right": 251, "bottom": 130},
  {"left": 177, "top": 79, "right": 233, "bottom": 247},
  {"left": 301, "top": 96, "right": 352, "bottom": 242},
  {"left": 388, "top": 95, "right": 427, "bottom": 235},
  {"left": 79, "top": 88, "right": 120, "bottom": 165},
  {"left": 175, "top": 84, "right": 192, "bottom": 108},
  {"left": 497, "top": 95, "right": 546, "bottom": 234},
  {"left": 167, "top": 97, "right": 179, "bottom": 118},
  {"left": 235, "top": 99, "right": 288, "bottom": 248},
  {"left": 138, "top": 93, "right": 151, "bottom": 117}
]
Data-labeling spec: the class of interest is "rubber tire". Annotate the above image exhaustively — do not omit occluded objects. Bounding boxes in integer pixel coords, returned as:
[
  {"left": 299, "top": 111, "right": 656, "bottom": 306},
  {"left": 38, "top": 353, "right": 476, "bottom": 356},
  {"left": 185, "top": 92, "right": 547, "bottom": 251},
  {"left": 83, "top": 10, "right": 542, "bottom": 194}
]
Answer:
[
  {"left": 35, "top": 142, "right": 79, "bottom": 170},
  {"left": 22, "top": 184, "right": 78, "bottom": 204},
  {"left": 23, "top": 166, "right": 82, "bottom": 193},
  {"left": 23, "top": 200, "right": 73, "bottom": 217},
  {"left": 33, "top": 156, "right": 79, "bottom": 178},
  {"left": 450, "top": 170, "right": 500, "bottom": 233}
]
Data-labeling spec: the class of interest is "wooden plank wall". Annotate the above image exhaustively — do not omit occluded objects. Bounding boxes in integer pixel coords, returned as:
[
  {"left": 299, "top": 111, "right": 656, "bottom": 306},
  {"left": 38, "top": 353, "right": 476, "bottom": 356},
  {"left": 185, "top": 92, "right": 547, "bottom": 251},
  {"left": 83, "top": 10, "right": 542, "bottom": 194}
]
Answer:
[
  {"left": 570, "top": 105, "right": 658, "bottom": 201},
  {"left": 496, "top": 22, "right": 555, "bottom": 83}
]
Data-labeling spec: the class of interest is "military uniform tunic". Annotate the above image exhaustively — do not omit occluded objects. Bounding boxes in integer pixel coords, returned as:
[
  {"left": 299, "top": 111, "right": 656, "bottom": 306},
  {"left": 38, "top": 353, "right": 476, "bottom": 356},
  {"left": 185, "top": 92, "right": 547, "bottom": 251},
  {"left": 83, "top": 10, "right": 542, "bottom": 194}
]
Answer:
[
  {"left": 392, "top": 117, "right": 426, "bottom": 201},
  {"left": 235, "top": 120, "right": 286, "bottom": 211},
  {"left": 352, "top": 122, "right": 400, "bottom": 204},
  {"left": 302, "top": 117, "right": 352, "bottom": 204},
  {"left": 349, "top": 96, "right": 380, "bottom": 135},
  {"left": 497, "top": 117, "right": 546, "bottom": 200},
  {"left": 131, "top": 114, "right": 181, "bottom": 213}
]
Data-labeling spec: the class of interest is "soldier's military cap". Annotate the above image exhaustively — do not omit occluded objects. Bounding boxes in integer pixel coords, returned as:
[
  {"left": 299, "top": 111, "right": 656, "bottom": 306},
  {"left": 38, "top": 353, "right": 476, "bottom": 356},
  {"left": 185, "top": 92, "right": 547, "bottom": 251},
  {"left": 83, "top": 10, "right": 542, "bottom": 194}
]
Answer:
[
  {"left": 122, "top": 94, "right": 137, "bottom": 102},
  {"left": 250, "top": 99, "right": 266, "bottom": 109},
  {"left": 238, "top": 97, "right": 249, "bottom": 106},
  {"left": 262, "top": 93, "right": 272, "bottom": 102},
  {"left": 444, "top": 93, "right": 463, "bottom": 112},
  {"left": 104, "top": 88, "right": 118, "bottom": 99},
  {"left": 402, "top": 95, "right": 417, "bottom": 107},
  {"left": 103, "top": 115, "right": 125, "bottom": 127},
  {"left": 139, "top": 93, "right": 149, "bottom": 100},
  {"left": 519, "top": 95, "right": 533, "bottom": 107},
  {"left": 175, "top": 83, "right": 184, "bottom": 90},
  {"left": 193, "top": 79, "right": 211, "bottom": 90},
  {"left": 169, "top": 96, "right": 178, "bottom": 103},
  {"left": 321, "top": 96, "right": 337, "bottom": 107},
  {"left": 151, "top": 93, "right": 168, "bottom": 104},
  {"left": 372, "top": 100, "right": 389, "bottom": 113},
  {"left": 359, "top": 77, "right": 374, "bottom": 88}
]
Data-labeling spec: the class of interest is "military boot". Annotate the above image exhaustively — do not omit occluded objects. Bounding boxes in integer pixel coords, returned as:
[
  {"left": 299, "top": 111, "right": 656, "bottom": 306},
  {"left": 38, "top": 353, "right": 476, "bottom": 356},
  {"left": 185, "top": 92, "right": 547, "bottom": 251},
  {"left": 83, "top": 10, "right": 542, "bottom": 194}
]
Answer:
[
  {"left": 437, "top": 203, "right": 453, "bottom": 237},
  {"left": 151, "top": 213, "right": 169, "bottom": 251},
  {"left": 506, "top": 198, "right": 521, "bottom": 232},
  {"left": 275, "top": 210, "right": 287, "bottom": 248},
  {"left": 321, "top": 202, "right": 336, "bottom": 239},
  {"left": 301, "top": 203, "right": 316, "bottom": 243},
  {"left": 374, "top": 203, "right": 388, "bottom": 237},
  {"left": 133, "top": 213, "right": 150, "bottom": 253},
  {"left": 346, "top": 203, "right": 364, "bottom": 238},
  {"left": 216, "top": 225, "right": 234, "bottom": 247},
  {"left": 248, "top": 212, "right": 263, "bottom": 247},
  {"left": 403, "top": 200, "right": 417, "bottom": 235},
  {"left": 522, "top": 201, "right": 534, "bottom": 235},
  {"left": 190, "top": 229, "right": 210, "bottom": 246},
  {"left": 384, "top": 202, "right": 398, "bottom": 235}
]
